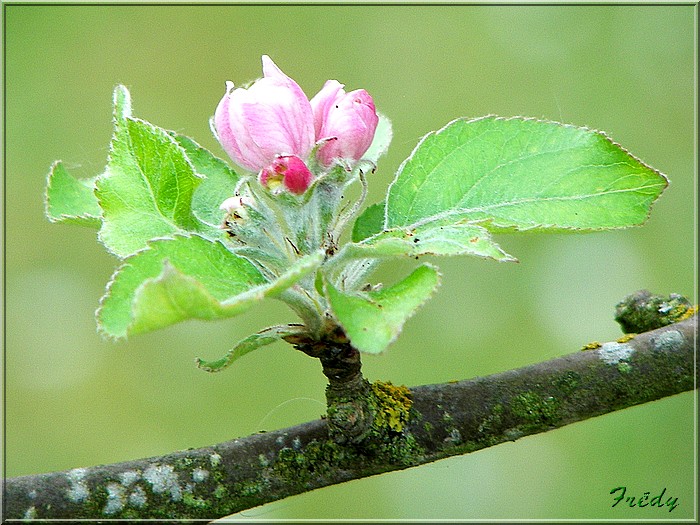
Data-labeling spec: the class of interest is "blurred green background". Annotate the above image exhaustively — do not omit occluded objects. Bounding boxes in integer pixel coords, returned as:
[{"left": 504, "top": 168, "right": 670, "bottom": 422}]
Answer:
[{"left": 4, "top": 4, "right": 696, "bottom": 520}]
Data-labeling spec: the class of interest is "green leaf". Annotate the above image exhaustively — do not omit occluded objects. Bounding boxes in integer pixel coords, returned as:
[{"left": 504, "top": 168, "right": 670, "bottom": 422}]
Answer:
[
  {"left": 96, "top": 87, "right": 204, "bottom": 257},
  {"left": 45, "top": 161, "right": 102, "bottom": 227},
  {"left": 348, "top": 217, "right": 515, "bottom": 262},
  {"left": 129, "top": 248, "right": 324, "bottom": 335},
  {"left": 171, "top": 133, "right": 240, "bottom": 236},
  {"left": 386, "top": 116, "right": 668, "bottom": 232},
  {"left": 97, "top": 234, "right": 266, "bottom": 338},
  {"left": 352, "top": 202, "right": 385, "bottom": 242},
  {"left": 325, "top": 264, "right": 441, "bottom": 354},
  {"left": 362, "top": 113, "right": 393, "bottom": 166},
  {"left": 98, "top": 234, "right": 325, "bottom": 338},
  {"left": 113, "top": 84, "right": 132, "bottom": 120},
  {"left": 195, "top": 325, "right": 304, "bottom": 372}
]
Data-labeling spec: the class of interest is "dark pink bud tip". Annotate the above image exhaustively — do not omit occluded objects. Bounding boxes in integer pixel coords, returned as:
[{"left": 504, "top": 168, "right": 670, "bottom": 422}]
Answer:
[
  {"left": 281, "top": 156, "right": 314, "bottom": 194},
  {"left": 259, "top": 155, "right": 313, "bottom": 195}
]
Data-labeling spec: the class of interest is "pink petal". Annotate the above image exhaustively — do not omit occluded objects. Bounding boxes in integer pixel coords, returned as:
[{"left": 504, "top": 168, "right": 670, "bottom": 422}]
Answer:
[{"left": 310, "top": 79, "right": 345, "bottom": 138}]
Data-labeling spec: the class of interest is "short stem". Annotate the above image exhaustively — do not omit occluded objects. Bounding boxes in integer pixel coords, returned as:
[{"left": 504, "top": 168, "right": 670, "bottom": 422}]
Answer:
[
  {"left": 289, "top": 327, "right": 376, "bottom": 444},
  {"left": 320, "top": 343, "right": 368, "bottom": 396},
  {"left": 277, "top": 288, "right": 325, "bottom": 335}
]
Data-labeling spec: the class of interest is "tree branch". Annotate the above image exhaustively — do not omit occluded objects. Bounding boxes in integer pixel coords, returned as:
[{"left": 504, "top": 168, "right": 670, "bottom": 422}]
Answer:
[{"left": 3, "top": 315, "right": 696, "bottom": 523}]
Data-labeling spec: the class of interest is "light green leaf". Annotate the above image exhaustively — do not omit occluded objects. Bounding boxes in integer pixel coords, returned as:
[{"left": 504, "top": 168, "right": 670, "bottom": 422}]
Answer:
[
  {"left": 386, "top": 116, "right": 668, "bottom": 232},
  {"left": 362, "top": 113, "right": 393, "bottom": 166},
  {"left": 113, "top": 84, "right": 132, "bottom": 120},
  {"left": 171, "top": 133, "right": 240, "bottom": 235},
  {"left": 348, "top": 217, "right": 515, "bottom": 262},
  {"left": 257, "top": 249, "right": 325, "bottom": 295},
  {"left": 195, "top": 325, "right": 305, "bottom": 372},
  {"left": 96, "top": 88, "right": 204, "bottom": 257},
  {"left": 128, "top": 262, "right": 258, "bottom": 335},
  {"left": 325, "top": 264, "right": 441, "bottom": 354},
  {"left": 352, "top": 202, "right": 385, "bottom": 243},
  {"left": 129, "top": 248, "right": 324, "bottom": 335},
  {"left": 97, "top": 235, "right": 266, "bottom": 338},
  {"left": 45, "top": 161, "right": 102, "bottom": 227}
]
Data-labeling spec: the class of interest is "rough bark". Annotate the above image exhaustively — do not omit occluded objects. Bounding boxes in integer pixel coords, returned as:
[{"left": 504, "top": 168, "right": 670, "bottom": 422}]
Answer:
[{"left": 3, "top": 315, "right": 696, "bottom": 523}]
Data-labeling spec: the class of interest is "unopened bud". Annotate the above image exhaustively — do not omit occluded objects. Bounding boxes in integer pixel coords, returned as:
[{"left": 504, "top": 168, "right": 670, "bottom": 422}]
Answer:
[{"left": 259, "top": 155, "right": 314, "bottom": 195}]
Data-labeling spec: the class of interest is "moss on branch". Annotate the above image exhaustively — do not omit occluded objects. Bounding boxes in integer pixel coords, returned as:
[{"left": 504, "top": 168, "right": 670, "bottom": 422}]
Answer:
[{"left": 3, "top": 311, "right": 696, "bottom": 522}]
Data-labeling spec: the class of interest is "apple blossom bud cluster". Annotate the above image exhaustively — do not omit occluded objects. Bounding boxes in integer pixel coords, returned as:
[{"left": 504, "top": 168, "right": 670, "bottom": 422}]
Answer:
[{"left": 213, "top": 55, "right": 378, "bottom": 195}]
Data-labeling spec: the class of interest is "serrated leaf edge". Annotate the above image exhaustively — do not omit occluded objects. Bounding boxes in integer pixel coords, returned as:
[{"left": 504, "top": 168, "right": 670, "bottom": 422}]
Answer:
[
  {"left": 169, "top": 131, "right": 239, "bottom": 180},
  {"left": 44, "top": 160, "right": 102, "bottom": 225},
  {"left": 325, "top": 263, "right": 442, "bottom": 354},
  {"left": 113, "top": 84, "right": 132, "bottom": 120},
  {"left": 94, "top": 114, "right": 206, "bottom": 258},
  {"left": 126, "top": 249, "right": 324, "bottom": 335},
  {"left": 384, "top": 115, "right": 669, "bottom": 233},
  {"left": 96, "top": 239, "right": 324, "bottom": 340},
  {"left": 194, "top": 324, "right": 305, "bottom": 373},
  {"left": 353, "top": 218, "right": 517, "bottom": 262},
  {"left": 95, "top": 233, "right": 235, "bottom": 340}
]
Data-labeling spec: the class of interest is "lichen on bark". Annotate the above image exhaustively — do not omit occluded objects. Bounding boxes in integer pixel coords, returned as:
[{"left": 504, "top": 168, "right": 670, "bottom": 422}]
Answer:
[
  {"left": 280, "top": 319, "right": 425, "bottom": 475},
  {"left": 284, "top": 320, "right": 417, "bottom": 451},
  {"left": 615, "top": 289, "right": 696, "bottom": 333},
  {"left": 3, "top": 295, "right": 696, "bottom": 522}
]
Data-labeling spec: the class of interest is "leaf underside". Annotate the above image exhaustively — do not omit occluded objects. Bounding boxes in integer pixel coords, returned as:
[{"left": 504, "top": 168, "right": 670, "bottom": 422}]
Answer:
[
  {"left": 97, "top": 234, "right": 267, "bottom": 338},
  {"left": 354, "top": 217, "right": 516, "bottom": 262},
  {"left": 195, "top": 325, "right": 305, "bottom": 372},
  {"left": 45, "top": 161, "right": 102, "bottom": 226},
  {"left": 362, "top": 112, "right": 393, "bottom": 167},
  {"left": 325, "top": 264, "right": 441, "bottom": 354},
  {"left": 130, "top": 248, "right": 323, "bottom": 336}
]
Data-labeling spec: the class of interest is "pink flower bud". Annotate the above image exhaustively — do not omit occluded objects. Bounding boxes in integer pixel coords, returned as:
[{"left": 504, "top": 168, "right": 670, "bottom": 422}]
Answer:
[
  {"left": 311, "top": 80, "right": 379, "bottom": 167},
  {"left": 214, "top": 56, "right": 315, "bottom": 173},
  {"left": 259, "top": 155, "right": 314, "bottom": 195}
]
